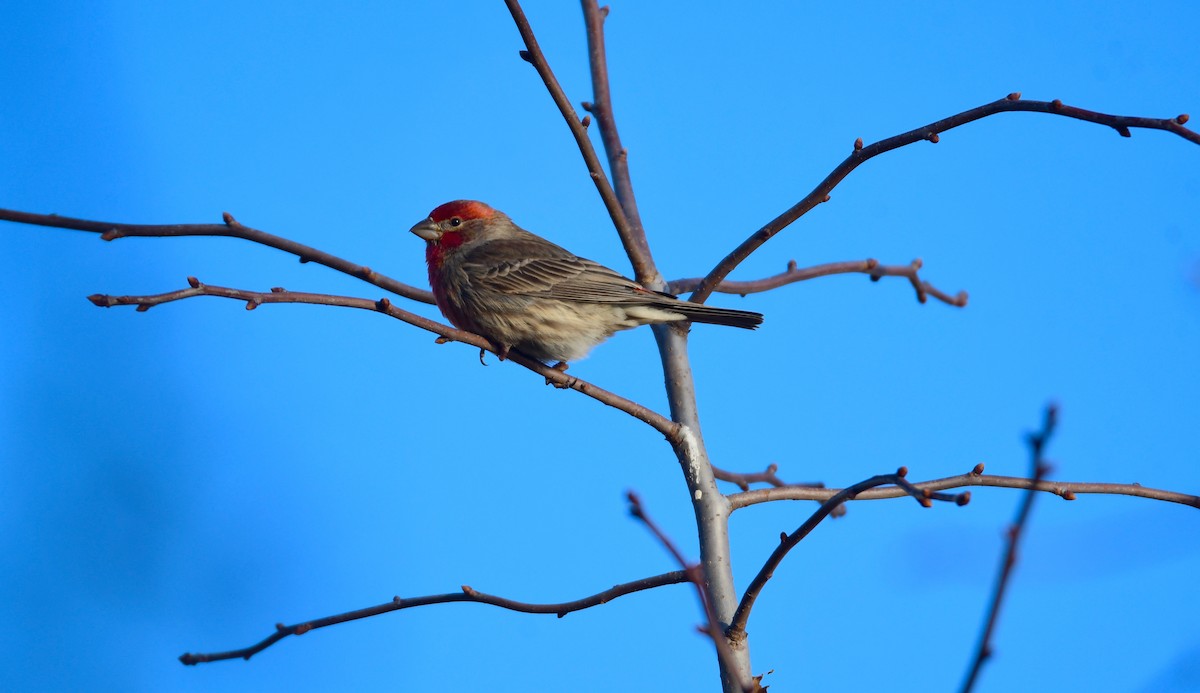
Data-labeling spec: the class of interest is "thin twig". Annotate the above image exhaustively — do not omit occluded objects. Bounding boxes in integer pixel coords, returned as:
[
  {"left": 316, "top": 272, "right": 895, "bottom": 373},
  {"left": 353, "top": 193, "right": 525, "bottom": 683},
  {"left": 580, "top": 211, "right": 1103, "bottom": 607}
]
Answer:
[
  {"left": 0, "top": 208, "right": 434, "bottom": 304},
  {"left": 708, "top": 464, "right": 845, "bottom": 517},
  {"left": 669, "top": 258, "right": 968, "bottom": 307},
  {"left": 709, "top": 462, "right": 831, "bottom": 496},
  {"left": 689, "top": 94, "right": 1198, "bottom": 305},
  {"left": 504, "top": 0, "right": 656, "bottom": 283},
  {"left": 726, "top": 465, "right": 1199, "bottom": 511},
  {"left": 627, "top": 491, "right": 695, "bottom": 574},
  {"left": 727, "top": 468, "right": 966, "bottom": 642},
  {"left": 960, "top": 405, "right": 1058, "bottom": 693},
  {"left": 88, "top": 279, "right": 682, "bottom": 441},
  {"left": 710, "top": 463, "right": 792, "bottom": 491},
  {"left": 179, "top": 570, "right": 689, "bottom": 665},
  {"left": 627, "top": 492, "right": 758, "bottom": 693}
]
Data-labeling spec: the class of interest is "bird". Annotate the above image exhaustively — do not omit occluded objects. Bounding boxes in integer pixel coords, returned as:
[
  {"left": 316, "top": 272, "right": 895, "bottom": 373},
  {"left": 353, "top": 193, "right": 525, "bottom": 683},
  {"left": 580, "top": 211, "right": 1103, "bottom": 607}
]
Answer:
[{"left": 409, "top": 200, "right": 762, "bottom": 366}]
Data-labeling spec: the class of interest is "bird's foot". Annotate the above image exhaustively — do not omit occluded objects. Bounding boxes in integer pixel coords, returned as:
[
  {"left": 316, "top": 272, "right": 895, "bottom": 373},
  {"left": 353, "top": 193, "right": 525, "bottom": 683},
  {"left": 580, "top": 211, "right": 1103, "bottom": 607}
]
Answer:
[{"left": 545, "top": 361, "right": 572, "bottom": 388}]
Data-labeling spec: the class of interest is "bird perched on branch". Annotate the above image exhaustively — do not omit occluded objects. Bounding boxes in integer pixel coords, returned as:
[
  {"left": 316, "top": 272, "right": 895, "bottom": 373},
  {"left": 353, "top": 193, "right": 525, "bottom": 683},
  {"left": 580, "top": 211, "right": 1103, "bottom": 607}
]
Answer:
[{"left": 410, "top": 200, "right": 763, "bottom": 366}]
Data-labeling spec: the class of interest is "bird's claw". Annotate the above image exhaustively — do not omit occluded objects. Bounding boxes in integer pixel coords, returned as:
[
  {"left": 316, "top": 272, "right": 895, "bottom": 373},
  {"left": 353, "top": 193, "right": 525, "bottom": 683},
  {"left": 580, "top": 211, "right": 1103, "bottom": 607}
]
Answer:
[{"left": 545, "top": 362, "right": 572, "bottom": 388}]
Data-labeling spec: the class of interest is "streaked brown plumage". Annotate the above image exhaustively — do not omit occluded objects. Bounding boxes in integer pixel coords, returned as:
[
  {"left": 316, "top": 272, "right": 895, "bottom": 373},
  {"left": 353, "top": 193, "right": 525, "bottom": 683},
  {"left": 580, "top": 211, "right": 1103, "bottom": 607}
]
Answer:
[{"left": 410, "top": 200, "right": 762, "bottom": 364}]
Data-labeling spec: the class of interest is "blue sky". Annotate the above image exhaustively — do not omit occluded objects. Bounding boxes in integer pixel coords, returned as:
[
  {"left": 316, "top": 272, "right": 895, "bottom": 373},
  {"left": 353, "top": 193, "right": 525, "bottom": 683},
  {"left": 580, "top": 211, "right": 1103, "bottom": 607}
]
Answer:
[{"left": 2, "top": 2, "right": 1198, "bottom": 692}]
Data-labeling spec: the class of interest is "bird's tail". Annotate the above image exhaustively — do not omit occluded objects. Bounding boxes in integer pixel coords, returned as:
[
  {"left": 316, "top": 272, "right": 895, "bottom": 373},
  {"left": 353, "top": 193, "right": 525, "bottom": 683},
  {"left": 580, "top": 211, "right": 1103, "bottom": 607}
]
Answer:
[{"left": 674, "top": 301, "right": 763, "bottom": 330}]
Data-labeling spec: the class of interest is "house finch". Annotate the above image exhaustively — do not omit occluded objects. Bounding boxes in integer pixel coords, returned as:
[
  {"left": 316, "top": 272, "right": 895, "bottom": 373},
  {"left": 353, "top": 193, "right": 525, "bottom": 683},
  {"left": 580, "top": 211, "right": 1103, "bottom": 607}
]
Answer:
[{"left": 410, "top": 200, "right": 763, "bottom": 365}]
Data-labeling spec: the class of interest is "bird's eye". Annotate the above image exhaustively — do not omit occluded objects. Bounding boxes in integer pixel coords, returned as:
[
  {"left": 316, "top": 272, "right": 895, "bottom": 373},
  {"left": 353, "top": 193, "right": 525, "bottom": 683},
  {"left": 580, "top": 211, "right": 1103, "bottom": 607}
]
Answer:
[{"left": 449, "top": 217, "right": 462, "bottom": 227}]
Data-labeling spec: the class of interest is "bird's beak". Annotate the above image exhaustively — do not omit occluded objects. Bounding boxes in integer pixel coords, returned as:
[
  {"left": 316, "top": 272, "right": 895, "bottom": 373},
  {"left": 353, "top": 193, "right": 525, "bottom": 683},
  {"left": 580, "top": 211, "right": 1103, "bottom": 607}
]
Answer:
[{"left": 409, "top": 217, "right": 441, "bottom": 242}]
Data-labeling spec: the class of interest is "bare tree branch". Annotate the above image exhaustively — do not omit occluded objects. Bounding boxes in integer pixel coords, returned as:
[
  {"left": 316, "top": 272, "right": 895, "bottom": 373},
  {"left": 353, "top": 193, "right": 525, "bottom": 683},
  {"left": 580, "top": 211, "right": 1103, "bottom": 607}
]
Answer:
[
  {"left": 726, "top": 468, "right": 968, "bottom": 643},
  {"left": 580, "top": 0, "right": 658, "bottom": 285},
  {"left": 503, "top": 0, "right": 658, "bottom": 284},
  {"left": 179, "top": 570, "right": 690, "bottom": 665},
  {"left": 0, "top": 208, "right": 434, "bottom": 304},
  {"left": 727, "top": 464, "right": 1200, "bottom": 511},
  {"left": 669, "top": 258, "right": 968, "bottom": 307},
  {"left": 960, "top": 405, "right": 1058, "bottom": 693},
  {"left": 689, "top": 94, "right": 1197, "bottom": 305},
  {"left": 88, "top": 278, "right": 682, "bottom": 440},
  {"left": 627, "top": 492, "right": 758, "bottom": 693},
  {"left": 570, "top": 3, "right": 754, "bottom": 689}
]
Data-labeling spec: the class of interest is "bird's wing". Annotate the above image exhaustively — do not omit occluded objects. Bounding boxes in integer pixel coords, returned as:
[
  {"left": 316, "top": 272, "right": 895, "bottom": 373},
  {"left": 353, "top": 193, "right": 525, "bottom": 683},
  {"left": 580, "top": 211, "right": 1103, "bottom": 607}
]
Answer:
[{"left": 461, "top": 238, "right": 659, "bottom": 304}]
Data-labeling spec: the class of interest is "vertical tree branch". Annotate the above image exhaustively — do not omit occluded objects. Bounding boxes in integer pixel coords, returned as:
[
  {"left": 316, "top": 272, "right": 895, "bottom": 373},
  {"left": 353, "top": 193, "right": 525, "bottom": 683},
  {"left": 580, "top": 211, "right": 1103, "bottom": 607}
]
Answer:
[
  {"left": 503, "top": 0, "right": 656, "bottom": 283},
  {"left": 960, "top": 405, "right": 1059, "bottom": 693},
  {"left": 653, "top": 325, "right": 754, "bottom": 692},
  {"left": 575, "top": 3, "right": 752, "bottom": 689},
  {"left": 580, "top": 0, "right": 658, "bottom": 285}
]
